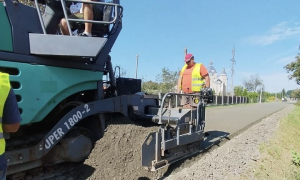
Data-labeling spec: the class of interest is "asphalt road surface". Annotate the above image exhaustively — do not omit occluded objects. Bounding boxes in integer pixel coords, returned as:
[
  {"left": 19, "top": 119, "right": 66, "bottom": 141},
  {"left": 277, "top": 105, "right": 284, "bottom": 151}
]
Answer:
[
  {"left": 201, "top": 102, "right": 291, "bottom": 150},
  {"left": 206, "top": 102, "right": 290, "bottom": 134}
]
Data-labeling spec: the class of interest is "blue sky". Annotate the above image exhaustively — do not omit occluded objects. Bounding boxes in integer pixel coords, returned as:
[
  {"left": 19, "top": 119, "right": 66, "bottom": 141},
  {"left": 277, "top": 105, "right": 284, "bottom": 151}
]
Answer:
[{"left": 110, "top": 0, "right": 300, "bottom": 92}]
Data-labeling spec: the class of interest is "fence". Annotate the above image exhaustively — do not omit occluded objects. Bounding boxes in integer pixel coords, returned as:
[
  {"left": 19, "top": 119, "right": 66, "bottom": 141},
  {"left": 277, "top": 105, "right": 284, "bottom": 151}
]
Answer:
[{"left": 212, "top": 95, "right": 248, "bottom": 106}]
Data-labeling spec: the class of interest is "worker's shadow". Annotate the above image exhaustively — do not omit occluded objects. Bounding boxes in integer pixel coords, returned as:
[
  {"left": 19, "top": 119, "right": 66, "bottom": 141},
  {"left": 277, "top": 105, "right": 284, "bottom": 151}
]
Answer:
[
  {"left": 160, "top": 130, "right": 230, "bottom": 179},
  {"left": 138, "top": 177, "right": 151, "bottom": 180}
]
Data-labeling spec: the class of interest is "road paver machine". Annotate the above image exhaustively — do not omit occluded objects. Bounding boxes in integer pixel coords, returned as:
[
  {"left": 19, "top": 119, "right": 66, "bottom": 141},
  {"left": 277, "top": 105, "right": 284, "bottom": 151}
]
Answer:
[{"left": 0, "top": 0, "right": 213, "bottom": 178}]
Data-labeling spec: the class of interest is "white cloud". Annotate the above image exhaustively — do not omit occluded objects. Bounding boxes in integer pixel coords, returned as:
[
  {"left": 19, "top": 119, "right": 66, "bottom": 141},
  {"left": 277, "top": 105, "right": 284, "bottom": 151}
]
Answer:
[{"left": 246, "top": 21, "right": 300, "bottom": 46}]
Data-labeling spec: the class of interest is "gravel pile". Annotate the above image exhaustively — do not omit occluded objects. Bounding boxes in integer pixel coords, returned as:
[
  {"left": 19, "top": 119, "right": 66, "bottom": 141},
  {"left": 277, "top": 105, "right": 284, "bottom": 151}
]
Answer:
[{"left": 72, "top": 115, "right": 167, "bottom": 180}]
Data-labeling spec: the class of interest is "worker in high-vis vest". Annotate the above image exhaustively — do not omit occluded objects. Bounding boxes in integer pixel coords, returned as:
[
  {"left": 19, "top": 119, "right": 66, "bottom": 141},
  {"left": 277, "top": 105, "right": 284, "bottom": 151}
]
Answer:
[
  {"left": 0, "top": 72, "right": 22, "bottom": 180},
  {"left": 177, "top": 54, "right": 210, "bottom": 106}
]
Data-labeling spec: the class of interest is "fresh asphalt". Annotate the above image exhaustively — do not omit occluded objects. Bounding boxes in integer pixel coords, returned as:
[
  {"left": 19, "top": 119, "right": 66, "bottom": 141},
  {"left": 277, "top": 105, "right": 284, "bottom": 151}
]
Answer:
[
  {"left": 205, "top": 102, "right": 291, "bottom": 135},
  {"left": 200, "top": 102, "right": 292, "bottom": 151}
]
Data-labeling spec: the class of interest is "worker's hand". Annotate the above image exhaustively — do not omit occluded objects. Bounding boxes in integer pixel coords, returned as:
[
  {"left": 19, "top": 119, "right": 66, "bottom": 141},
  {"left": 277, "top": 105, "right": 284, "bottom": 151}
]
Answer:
[{"left": 3, "top": 122, "right": 20, "bottom": 133}]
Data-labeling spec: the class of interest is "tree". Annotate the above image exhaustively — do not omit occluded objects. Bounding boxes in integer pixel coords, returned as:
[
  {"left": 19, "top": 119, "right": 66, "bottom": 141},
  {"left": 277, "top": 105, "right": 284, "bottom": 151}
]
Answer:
[
  {"left": 142, "top": 68, "right": 179, "bottom": 94},
  {"left": 142, "top": 80, "right": 160, "bottom": 95},
  {"left": 155, "top": 68, "right": 179, "bottom": 93},
  {"left": 234, "top": 86, "right": 244, "bottom": 96},
  {"left": 284, "top": 55, "right": 300, "bottom": 85},
  {"left": 242, "top": 89, "right": 248, "bottom": 96},
  {"left": 282, "top": 88, "right": 286, "bottom": 98},
  {"left": 286, "top": 90, "right": 293, "bottom": 97},
  {"left": 291, "top": 89, "right": 300, "bottom": 98},
  {"left": 242, "top": 74, "right": 263, "bottom": 92}
]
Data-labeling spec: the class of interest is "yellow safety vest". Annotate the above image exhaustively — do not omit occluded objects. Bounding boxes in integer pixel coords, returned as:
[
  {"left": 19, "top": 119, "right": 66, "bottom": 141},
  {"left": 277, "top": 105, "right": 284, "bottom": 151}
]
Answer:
[
  {"left": 0, "top": 72, "right": 10, "bottom": 155},
  {"left": 180, "top": 63, "right": 205, "bottom": 92}
]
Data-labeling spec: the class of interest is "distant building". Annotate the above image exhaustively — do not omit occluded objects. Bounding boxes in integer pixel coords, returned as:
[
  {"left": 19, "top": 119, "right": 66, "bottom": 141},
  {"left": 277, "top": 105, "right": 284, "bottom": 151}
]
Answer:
[{"left": 207, "top": 60, "right": 228, "bottom": 95}]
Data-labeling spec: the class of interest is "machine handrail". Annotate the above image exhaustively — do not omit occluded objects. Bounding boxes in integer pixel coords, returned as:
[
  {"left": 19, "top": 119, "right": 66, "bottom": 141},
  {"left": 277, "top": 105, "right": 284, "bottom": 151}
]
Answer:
[
  {"left": 159, "top": 92, "right": 203, "bottom": 124},
  {"left": 33, "top": 0, "right": 123, "bottom": 35},
  {"left": 62, "top": 0, "right": 123, "bottom": 36},
  {"left": 34, "top": 0, "right": 46, "bottom": 34}
]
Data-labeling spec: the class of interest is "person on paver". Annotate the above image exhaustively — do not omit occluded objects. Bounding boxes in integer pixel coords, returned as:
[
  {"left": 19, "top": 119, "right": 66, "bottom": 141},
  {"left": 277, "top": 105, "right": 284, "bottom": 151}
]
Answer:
[
  {"left": 59, "top": 0, "right": 105, "bottom": 37},
  {"left": 177, "top": 53, "right": 210, "bottom": 106},
  {"left": 0, "top": 72, "right": 22, "bottom": 180}
]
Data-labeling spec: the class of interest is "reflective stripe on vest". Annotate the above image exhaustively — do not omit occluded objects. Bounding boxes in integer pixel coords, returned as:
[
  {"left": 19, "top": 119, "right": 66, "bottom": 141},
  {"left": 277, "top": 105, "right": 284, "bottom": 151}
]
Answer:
[
  {"left": 180, "top": 63, "right": 205, "bottom": 92},
  {"left": 0, "top": 72, "right": 11, "bottom": 155}
]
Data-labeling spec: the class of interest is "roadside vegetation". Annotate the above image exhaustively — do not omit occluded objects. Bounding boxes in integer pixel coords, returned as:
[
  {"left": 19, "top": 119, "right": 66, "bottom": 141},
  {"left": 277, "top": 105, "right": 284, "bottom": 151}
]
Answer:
[{"left": 248, "top": 105, "right": 300, "bottom": 179}]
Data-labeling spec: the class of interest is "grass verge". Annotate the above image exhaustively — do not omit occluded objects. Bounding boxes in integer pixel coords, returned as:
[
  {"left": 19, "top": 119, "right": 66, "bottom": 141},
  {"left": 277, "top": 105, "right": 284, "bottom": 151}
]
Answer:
[{"left": 247, "top": 105, "right": 300, "bottom": 180}]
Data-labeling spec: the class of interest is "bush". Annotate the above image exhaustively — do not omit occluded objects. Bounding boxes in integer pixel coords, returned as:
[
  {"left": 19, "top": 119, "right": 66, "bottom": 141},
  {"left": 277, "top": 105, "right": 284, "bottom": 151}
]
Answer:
[
  {"left": 247, "top": 92, "right": 259, "bottom": 103},
  {"left": 267, "top": 96, "right": 275, "bottom": 101},
  {"left": 292, "top": 151, "right": 300, "bottom": 166}
]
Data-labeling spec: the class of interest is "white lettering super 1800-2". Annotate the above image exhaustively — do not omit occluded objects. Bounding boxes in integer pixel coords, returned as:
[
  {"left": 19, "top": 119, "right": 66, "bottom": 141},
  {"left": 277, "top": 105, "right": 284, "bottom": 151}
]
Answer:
[
  {"left": 45, "top": 104, "right": 91, "bottom": 149},
  {"left": 45, "top": 128, "right": 65, "bottom": 149}
]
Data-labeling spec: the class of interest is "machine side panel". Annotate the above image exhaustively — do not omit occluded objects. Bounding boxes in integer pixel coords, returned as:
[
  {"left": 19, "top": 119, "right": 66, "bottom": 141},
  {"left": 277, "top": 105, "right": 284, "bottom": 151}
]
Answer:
[
  {"left": 4, "top": 0, "right": 43, "bottom": 55},
  {"left": 0, "top": 51, "right": 104, "bottom": 71},
  {"left": 0, "top": 61, "right": 103, "bottom": 125},
  {"left": 0, "top": 3, "right": 13, "bottom": 52}
]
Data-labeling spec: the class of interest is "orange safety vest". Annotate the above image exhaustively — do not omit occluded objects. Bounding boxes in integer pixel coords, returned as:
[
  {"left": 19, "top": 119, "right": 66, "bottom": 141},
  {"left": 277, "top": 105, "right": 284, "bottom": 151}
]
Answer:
[{"left": 180, "top": 63, "right": 205, "bottom": 92}]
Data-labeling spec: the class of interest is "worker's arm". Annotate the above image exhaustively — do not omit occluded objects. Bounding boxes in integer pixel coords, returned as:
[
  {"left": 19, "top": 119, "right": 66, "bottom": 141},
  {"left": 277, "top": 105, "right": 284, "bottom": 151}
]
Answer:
[
  {"left": 2, "top": 88, "right": 22, "bottom": 134},
  {"left": 3, "top": 123, "right": 20, "bottom": 133},
  {"left": 200, "top": 65, "right": 210, "bottom": 89},
  {"left": 204, "top": 75, "right": 210, "bottom": 88},
  {"left": 176, "top": 74, "right": 182, "bottom": 93}
]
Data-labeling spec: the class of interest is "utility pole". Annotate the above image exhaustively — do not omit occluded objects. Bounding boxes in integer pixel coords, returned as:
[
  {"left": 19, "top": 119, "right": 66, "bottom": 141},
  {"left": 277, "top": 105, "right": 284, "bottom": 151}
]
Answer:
[
  {"left": 259, "top": 86, "right": 263, "bottom": 103},
  {"left": 135, "top": 54, "right": 139, "bottom": 79},
  {"left": 231, "top": 47, "right": 236, "bottom": 96},
  {"left": 184, "top": 47, "right": 187, "bottom": 60}
]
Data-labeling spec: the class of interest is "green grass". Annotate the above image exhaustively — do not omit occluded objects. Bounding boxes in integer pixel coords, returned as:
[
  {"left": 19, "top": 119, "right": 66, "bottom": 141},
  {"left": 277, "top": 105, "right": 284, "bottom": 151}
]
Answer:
[
  {"left": 295, "top": 100, "right": 300, "bottom": 106},
  {"left": 245, "top": 105, "right": 300, "bottom": 180}
]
